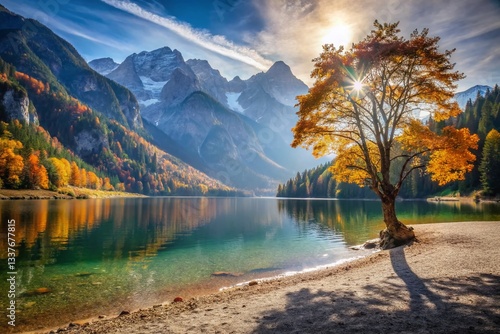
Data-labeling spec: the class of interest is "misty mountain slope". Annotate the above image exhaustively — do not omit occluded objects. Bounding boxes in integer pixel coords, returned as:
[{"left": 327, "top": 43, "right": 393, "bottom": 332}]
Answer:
[{"left": 154, "top": 91, "right": 287, "bottom": 189}]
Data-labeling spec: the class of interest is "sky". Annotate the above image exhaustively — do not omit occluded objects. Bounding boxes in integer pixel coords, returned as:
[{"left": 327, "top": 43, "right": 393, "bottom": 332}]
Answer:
[{"left": 3, "top": 0, "right": 500, "bottom": 91}]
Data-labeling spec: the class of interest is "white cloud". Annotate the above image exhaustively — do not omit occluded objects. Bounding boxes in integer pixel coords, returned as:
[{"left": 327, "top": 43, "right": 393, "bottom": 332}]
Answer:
[
  {"left": 249, "top": 0, "right": 500, "bottom": 90},
  {"left": 100, "top": 0, "right": 273, "bottom": 71}
]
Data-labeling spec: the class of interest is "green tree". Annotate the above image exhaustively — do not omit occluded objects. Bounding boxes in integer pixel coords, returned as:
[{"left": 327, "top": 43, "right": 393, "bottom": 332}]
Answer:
[{"left": 479, "top": 129, "right": 500, "bottom": 196}]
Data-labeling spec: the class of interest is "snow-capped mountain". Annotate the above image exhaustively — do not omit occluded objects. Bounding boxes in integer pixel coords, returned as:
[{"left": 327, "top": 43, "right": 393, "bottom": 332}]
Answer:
[
  {"left": 454, "top": 85, "right": 492, "bottom": 110},
  {"left": 99, "top": 47, "right": 195, "bottom": 105},
  {"left": 88, "top": 57, "right": 119, "bottom": 75},
  {"left": 89, "top": 47, "right": 320, "bottom": 192}
]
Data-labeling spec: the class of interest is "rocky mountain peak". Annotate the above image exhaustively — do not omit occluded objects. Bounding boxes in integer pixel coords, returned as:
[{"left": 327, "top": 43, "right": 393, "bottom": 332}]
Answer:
[
  {"left": 266, "top": 61, "right": 293, "bottom": 78},
  {"left": 88, "top": 57, "right": 119, "bottom": 75},
  {"left": 133, "top": 47, "right": 189, "bottom": 81},
  {"left": 228, "top": 76, "right": 246, "bottom": 92},
  {"left": 186, "top": 59, "right": 224, "bottom": 79},
  {"left": 245, "top": 60, "right": 308, "bottom": 107},
  {"left": 160, "top": 67, "right": 200, "bottom": 106},
  {"left": 186, "top": 58, "right": 229, "bottom": 106}
]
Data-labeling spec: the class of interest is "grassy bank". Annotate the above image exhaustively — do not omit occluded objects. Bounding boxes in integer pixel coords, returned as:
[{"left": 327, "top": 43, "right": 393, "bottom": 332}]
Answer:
[{"left": 0, "top": 187, "right": 146, "bottom": 200}]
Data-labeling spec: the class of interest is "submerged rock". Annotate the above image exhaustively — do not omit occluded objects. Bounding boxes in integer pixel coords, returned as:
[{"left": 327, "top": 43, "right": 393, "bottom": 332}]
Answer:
[
  {"left": 211, "top": 271, "right": 243, "bottom": 277},
  {"left": 22, "top": 287, "right": 51, "bottom": 296}
]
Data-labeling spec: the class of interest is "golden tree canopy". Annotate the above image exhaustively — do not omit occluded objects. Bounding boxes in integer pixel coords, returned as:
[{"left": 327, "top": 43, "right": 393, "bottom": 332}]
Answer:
[{"left": 293, "top": 21, "right": 478, "bottom": 200}]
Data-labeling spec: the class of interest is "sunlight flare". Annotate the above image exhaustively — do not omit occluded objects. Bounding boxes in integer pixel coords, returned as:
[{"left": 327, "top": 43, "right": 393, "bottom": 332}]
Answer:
[
  {"left": 353, "top": 80, "right": 363, "bottom": 91},
  {"left": 321, "top": 23, "right": 352, "bottom": 48}
]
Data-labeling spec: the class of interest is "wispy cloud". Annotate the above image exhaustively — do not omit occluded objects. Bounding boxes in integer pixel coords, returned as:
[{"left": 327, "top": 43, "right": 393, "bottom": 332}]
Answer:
[
  {"left": 48, "top": 19, "right": 137, "bottom": 52},
  {"left": 100, "top": 0, "right": 273, "bottom": 71},
  {"left": 250, "top": 0, "right": 500, "bottom": 90}
]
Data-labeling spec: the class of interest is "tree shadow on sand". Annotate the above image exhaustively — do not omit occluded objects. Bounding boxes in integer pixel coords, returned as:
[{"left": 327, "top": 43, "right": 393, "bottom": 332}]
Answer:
[{"left": 252, "top": 246, "right": 500, "bottom": 333}]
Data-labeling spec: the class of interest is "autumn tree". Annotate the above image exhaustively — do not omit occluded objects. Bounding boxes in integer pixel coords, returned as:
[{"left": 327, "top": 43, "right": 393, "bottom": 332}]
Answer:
[
  {"left": 25, "top": 153, "right": 49, "bottom": 189},
  {"left": 0, "top": 138, "right": 24, "bottom": 188},
  {"left": 49, "top": 157, "right": 71, "bottom": 187},
  {"left": 70, "top": 161, "right": 81, "bottom": 187},
  {"left": 80, "top": 168, "right": 87, "bottom": 188},
  {"left": 87, "top": 171, "right": 101, "bottom": 189},
  {"left": 102, "top": 177, "right": 114, "bottom": 191},
  {"left": 293, "top": 21, "right": 478, "bottom": 248}
]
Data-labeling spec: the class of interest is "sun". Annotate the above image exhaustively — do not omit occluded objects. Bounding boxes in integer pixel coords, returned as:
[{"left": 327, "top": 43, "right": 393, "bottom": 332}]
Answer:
[
  {"left": 353, "top": 80, "right": 363, "bottom": 91},
  {"left": 321, "top": 23, "right": 352, "bottom": 48}
]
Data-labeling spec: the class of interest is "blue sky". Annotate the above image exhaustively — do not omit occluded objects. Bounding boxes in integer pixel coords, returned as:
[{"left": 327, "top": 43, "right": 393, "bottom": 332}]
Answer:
[{"left": 3, "top": 0, "right": 500, "bottom": 90}]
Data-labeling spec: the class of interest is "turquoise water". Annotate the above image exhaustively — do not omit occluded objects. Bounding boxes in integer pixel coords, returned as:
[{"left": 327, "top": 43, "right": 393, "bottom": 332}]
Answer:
[{"left": 1, "top": 197, "right": 499, "bottom": 332}]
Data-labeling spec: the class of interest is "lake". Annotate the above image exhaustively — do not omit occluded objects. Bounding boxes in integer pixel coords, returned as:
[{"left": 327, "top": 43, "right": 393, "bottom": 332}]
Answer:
[{"left": 1, "top": 197, "right": 500, "bottom": 332}]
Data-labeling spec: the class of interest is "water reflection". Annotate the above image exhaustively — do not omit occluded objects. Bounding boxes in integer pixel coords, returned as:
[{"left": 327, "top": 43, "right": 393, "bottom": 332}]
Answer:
[
  {"left": 278, "top": 199, "right": 386, "bottom": 244},
  {"left": 277, "top": 199, "right": 500, "bottom": 244},
  {"left": 2, "top": 199, "right": 218, "bottom": 263}
]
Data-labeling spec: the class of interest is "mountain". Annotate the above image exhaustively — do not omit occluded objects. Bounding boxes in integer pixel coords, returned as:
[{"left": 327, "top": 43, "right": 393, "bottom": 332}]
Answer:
[
  {"left": 233, "top": 61, "right": 308, "bottom": 142},
  {"left": 186, "top": 59, "right": 230, "bottom": 107},
  {"left": 455, "top": 85, "right": 492, "bottom": 110},
  {"left": 106, "top": 47, "right": 195, "bottom": 105},
  {"left": 0, "top": 5, "right": 142, "bottom": 130},
  {"left": 88, "top": 57, "right": 119, "bottom": 75},
  {"left": 0, "top": 5, "right": 237, "bottom": 196},
  {"left": 91, "top": 47, "right": 322, "bottom": 192}
]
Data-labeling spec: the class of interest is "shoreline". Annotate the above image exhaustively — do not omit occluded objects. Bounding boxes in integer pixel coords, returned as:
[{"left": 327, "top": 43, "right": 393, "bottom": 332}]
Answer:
[
  {"left": 0, "top": 188, "right": 146, "bottom": 200},
  {"left": 2, "top": 189, "right": 498, "bottom": 204},
  {"left": 28, "top": 221, "right": 500, "bottom": 334}
]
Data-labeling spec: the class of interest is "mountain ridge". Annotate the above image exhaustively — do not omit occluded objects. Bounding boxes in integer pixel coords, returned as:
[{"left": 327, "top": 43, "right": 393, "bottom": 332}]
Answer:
[{"left": 90, "top": 47, "right": 321, "bottom": 192}]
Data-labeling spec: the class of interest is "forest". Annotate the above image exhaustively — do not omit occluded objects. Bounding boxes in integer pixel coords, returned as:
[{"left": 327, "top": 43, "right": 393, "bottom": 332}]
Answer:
[
  {"left": 278, "top": 85, "right": 500, "bottom": 199},
  {"left": 0, "top": 57, "right": 241, "bottom": 196}
]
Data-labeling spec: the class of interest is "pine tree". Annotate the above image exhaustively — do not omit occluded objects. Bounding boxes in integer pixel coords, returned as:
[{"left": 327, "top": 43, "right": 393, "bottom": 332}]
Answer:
[{"left": 479, "top": 129, "right": 500, "bottom": 196}]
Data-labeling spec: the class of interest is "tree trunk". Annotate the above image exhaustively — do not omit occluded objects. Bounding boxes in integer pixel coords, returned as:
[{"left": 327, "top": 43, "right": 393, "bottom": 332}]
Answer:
[{"left": 379, "top": 196, "right": 415, "bottom": 249}]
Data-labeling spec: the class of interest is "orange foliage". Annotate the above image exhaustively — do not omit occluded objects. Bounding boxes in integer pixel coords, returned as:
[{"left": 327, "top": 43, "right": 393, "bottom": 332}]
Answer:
[
  {"left": 87, "top": 171, "right": 101, "bottom": 189},
  {"left": 70, "top": 161, "right": 81, "bottom": 187},
  {"left": 0, "top": 138, "right": 24, "bottom": 188},
  {"left": 15, "top": 72, "right": 48, "bottom": 95},
  {"left": 49, "top": 157, "right": 71, "bottom": 187},
  {"left": 68, "top": 97, "right": 90, "bottom": 116},
  {"left": 80, "top": 168, "right": 87, "bottom": 187},
  {"left": 26, "top": 153, "right": 49, "bottom": 189},
  {"left": 102, "top": 177, "right": 114, "bottom": 191}
]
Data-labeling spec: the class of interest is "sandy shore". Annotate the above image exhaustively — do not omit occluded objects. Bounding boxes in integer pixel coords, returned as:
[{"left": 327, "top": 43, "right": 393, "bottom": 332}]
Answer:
[{"left": 45, "top": 221, "right": 500, "bottom": 333}]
